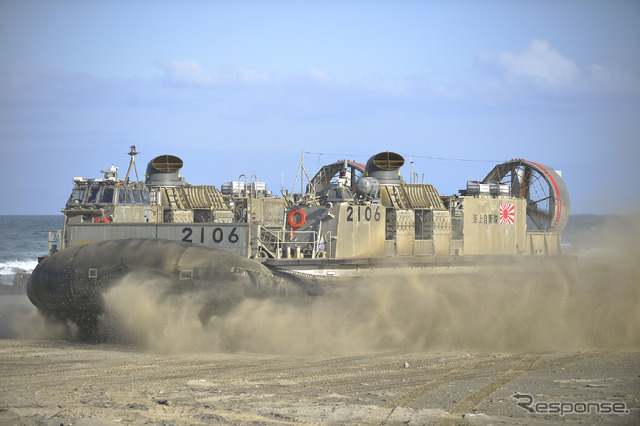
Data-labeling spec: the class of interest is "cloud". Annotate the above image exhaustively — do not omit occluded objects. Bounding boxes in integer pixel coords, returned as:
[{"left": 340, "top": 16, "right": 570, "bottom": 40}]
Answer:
[
  {"left": 308, "top": 68, "right": 332, "bottom": 82},
  {"left": 230, "top": 66, "right": 269, "bottom": 83},
  {"left": 154, "top": 58, "right": 217, "bottom": 86},
  {"left": 153, "top": 59, "right": 268, "bottom": 87},
  {"left": 503, "top": 39, "right": 579, "bottom": 87},
  {"left": 476, "top": 39, "right": 640, "bottom": 98},
  {"left": 2, "top": 48, "right": 637, "bottom": 129},
  {"left": 477, "top": 39, "right": 580, "bottom": 89}
]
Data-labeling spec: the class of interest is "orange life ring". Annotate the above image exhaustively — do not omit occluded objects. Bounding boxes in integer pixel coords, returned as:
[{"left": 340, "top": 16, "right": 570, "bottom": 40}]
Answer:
[
  {"left": 95, "top": 216, "right": 110, "bottom": 223},
  {"left": 288, "top": 208, "right": 305, "bottom": 228}
]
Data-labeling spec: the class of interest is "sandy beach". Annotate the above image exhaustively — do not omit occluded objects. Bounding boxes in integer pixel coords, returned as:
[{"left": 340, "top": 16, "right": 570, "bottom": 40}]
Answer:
[
  {"left": 0, "top": 336, "right": 638, "bottom": 425},
  {"left": 1, "top": 289, "right": 639, "bottom": 425}
]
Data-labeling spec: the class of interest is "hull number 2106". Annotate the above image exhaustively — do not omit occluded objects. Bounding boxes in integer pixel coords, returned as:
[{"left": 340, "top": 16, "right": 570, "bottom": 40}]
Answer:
[
  {"left": 182, "top": 227, "right": 239, "bottom": 244},
  {"left": 346, "top": 206, "right": 381, "bottom": 222}
]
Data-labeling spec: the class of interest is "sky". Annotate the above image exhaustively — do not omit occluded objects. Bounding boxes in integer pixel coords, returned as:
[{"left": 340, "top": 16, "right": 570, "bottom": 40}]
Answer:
[{"left": 1, "top": 0, "right": 639, "bottom": 215}]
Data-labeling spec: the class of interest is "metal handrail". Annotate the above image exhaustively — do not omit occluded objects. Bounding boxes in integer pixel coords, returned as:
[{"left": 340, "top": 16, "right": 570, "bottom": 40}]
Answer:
[
  {"left": 45, "top": 229, "right": 62, "bottom": 255},
  {"left": 258, "top": 228, "right": 332, "bottom": 259}
]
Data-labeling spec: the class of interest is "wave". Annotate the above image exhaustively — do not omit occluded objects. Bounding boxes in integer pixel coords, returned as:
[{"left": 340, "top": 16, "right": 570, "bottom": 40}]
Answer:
[{"left": 0, "top": 259, "right": 38, "bottom": 275}]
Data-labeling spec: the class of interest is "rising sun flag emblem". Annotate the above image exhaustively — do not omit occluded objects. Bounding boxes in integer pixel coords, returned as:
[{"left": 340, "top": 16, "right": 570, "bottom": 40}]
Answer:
[{"left": 500, "top": 203, "right": 515, "bottom": 225}]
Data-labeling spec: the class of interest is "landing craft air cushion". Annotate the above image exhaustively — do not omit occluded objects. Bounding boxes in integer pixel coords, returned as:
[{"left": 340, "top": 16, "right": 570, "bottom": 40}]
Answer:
[{"left": 28, "top": 146, "right": 570, "bottom": 335}]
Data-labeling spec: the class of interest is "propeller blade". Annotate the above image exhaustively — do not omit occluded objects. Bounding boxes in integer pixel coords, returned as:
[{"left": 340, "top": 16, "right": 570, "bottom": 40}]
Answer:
[
  {"left": 519, "top": 165, "right": 531, "bottom": 199},
  {"left": 527, "top": 206, "right": 552, "bottom": 230}
]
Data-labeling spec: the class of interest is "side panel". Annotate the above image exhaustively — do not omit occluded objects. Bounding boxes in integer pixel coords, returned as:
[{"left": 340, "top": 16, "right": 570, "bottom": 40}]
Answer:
[
  {"left": 527, "top": 232, "right": 562, "bottom": 255},
  {"left": 65, "top": 224, "right": 251, "bottom": 257},
  {"left": 411, "top": 210, "right": 451, "bottom": 256},
  {"left": 394, "top": 210, "right": 415, "bottom": 256},
  {"left": 251, "top": 198, "right": 286, "bottom": 228},
  {"left": 113, "top": 206, "right": 146, "bottom": 223},
  {"left": 462, "top": 197, "right": 526, "bottom": 255},
  {"left": 334, "top": 204, "right": 386, "bottom": 258},
  {"left": 431, "top": 210, "right": 451, "bottom": 256}
]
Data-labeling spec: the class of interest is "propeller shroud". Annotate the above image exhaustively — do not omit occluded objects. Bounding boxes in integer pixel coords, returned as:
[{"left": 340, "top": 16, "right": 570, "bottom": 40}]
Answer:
[{"left": 483, "top": 160, "right": 570, "bottom": 233}]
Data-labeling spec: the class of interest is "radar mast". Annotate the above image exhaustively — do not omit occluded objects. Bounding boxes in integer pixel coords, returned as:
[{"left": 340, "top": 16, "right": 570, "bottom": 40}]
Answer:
[{"left": 124, "top": 145, "right": 140, "bottom": 183}]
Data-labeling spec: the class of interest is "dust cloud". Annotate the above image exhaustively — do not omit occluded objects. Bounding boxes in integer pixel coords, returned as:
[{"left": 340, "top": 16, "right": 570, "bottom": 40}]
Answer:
[
  {"left": 217, "top": 260, "right": 639, "bottom": 354},
  {"left": 0, "top": 296, "right": 72, "bottom": 341},
  {"left": 98, "top": 217, "right": 640, "bottom": 354}
]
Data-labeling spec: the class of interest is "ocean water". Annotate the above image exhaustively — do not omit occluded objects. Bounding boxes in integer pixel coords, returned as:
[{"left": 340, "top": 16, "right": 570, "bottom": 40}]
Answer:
[{"left": 0, "top": 215, "right": 63, "bottom": 285}]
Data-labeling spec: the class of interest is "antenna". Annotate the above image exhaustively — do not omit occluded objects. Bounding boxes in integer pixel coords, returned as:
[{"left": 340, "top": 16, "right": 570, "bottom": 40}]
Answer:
[
  {"left": 410, "top": 156, "right": 413, "bottom": 184},
  {"left": 124, "top": 145, "right": 140, "bottom": 182},
  {"left": 291, "top": 151, "right": 311, "bottom": 198}
]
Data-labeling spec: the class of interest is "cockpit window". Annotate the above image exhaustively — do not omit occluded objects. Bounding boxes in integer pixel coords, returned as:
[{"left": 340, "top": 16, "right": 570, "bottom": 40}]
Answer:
[
  {"left": 132, "top": 189, "right": 142, "bottom": 204},
  {"left": 140, "top": 189, "right": 151, "bottom": 205},
  {"left": 131, "top": 189, "right": 151, "bottom": 205},
  {"left": 86, "top": 186, "right": 100, "bottom": 204},
  {"left": 70, "top": 188, "right": 85, "bottom": 204},
  {"left": 100, "top": 187, "right": 114, "bottom": 203},
  {"left": 118, "top": 188, "right": 134, "bottom": 204},
  {"left": 68, "top": 185, "right": 149, "bottom": 206}
]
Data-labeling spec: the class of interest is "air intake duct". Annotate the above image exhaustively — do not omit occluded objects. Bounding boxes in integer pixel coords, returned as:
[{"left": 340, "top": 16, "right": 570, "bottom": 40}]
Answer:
[
  {"left": 364, "top": 151, "right": 405, "bottom": 185},
  {"left": 145, "top": 154, "right": 184, "bottom": 186}
]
